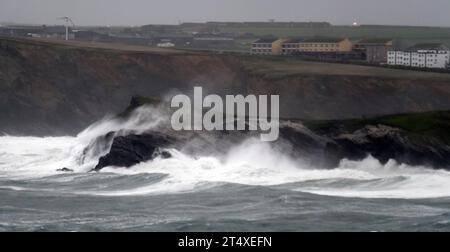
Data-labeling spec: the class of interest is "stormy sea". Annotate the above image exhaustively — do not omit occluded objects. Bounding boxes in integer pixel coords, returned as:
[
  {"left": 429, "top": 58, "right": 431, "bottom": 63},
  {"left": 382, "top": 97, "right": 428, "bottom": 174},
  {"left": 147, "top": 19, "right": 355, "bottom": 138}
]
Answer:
[{"left": 1, "top": 106, "right": 450, "bottom": 232}]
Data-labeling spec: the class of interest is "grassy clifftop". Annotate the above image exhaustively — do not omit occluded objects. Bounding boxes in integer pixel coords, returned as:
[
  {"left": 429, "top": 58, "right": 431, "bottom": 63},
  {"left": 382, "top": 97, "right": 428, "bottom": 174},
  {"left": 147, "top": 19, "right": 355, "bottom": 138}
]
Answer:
[
  {"left": 242, "top": 56, "right": 450, "bottom": 80},
  {"left": 6, "top": 37, "right": 450, "bottom": 80}
]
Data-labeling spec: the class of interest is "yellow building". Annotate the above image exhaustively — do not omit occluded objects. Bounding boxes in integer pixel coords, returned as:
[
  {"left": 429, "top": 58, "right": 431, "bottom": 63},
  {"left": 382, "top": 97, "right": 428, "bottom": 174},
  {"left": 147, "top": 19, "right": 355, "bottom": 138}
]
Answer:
[
  {"left": 299, "top": 38, "right": 353, "bottom": 52},
  {"left": 281, "top": 38, "right": 304, "bottom": 55},
  {"left": 251, "top": 38, "right": 287, "bottom": 55}
]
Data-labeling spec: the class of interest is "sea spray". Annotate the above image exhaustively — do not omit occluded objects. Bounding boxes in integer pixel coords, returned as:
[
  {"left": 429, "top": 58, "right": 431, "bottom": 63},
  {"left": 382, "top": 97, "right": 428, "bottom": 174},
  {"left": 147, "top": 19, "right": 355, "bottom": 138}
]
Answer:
[
  {"left": 2, "top": 105, "right": 450, "bottom": 199},
  {"left": 171, "top": 87, "right": 280, "bottom": 141}
]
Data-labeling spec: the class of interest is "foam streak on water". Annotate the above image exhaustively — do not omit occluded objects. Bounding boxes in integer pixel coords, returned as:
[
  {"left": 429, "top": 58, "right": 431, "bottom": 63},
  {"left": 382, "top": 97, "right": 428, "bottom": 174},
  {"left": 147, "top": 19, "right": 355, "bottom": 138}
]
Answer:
[
  {"left": 2, "top": 106, "right": 450, "bottom": 231},
  {"left": 1, "top": 133, "right": 450, "bottom": 199}
]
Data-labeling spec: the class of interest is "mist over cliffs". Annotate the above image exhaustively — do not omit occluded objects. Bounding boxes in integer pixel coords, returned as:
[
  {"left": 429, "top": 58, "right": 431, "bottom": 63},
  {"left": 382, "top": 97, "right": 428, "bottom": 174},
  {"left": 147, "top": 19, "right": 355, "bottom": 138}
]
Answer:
[{"left": 2, "top": 38, "right": 450, "bottom": 136}]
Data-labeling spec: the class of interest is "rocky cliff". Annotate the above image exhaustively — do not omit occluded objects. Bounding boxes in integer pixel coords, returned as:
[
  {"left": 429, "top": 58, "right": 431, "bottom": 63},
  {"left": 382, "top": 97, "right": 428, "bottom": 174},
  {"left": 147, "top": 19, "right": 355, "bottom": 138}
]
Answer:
[{"left": 2, "top": 38, "right": 450, "bottom": 135}]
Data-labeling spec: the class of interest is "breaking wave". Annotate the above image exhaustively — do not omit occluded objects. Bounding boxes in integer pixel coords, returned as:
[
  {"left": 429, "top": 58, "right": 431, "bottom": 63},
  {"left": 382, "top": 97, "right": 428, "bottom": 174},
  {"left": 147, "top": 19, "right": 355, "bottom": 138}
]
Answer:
[
  {"left": 1, "top": 135, "right": 450, "bottom": 199},
  {"left": 1, "top": 105, "right": 450, "bottom": 199}
]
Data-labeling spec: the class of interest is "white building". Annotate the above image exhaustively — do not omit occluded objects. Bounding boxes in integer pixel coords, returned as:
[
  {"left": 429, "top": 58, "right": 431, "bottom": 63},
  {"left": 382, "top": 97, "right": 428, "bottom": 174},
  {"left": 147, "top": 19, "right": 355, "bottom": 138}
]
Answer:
[
  {"left": 157, "top": 42, "right": 175, "bottom": 48},
  {"left": 388, "top": 43, "right": 450, "bottom": 69}
]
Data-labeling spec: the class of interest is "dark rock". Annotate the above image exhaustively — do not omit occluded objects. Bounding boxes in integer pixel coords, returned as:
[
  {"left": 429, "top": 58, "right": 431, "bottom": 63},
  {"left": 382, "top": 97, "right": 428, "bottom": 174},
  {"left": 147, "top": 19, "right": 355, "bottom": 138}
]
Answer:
[
  {"left": 90, "top": 105, "right": 450, "bottom": 172},
  {"left": 57, "top": 168, "right": 74, "bottom": 172},
  {"left": 326, "top": 125, "right": 450, "bottom": 169},
  {"left": 93, "top": 133, "right": 174, "bottom": 171},
  {"left": 81, "top": 131, "right": 116, "bottom": 164},
  {"left": 92, "top": 121, "right": 450, "bottom": 172},
  {"left": 278, "top": 121, "right": 337, "bottom": 167},
  {"left": 152, "top": 148, "right": 173, "bottom": 159}
]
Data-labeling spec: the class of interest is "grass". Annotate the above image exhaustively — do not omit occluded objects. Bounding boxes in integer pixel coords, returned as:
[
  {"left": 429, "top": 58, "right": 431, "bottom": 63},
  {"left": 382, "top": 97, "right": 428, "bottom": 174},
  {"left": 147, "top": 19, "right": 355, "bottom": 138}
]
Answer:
[
  {"left": 1, "top": 37, "right": 186, "bottom": 55},
  {"left": 224, "top": 26, "right": 450, "bottom": 50},
  {"left": 304, "top": 111, "right": 450, "bottom": 144},
  {"left": 380, "top": 111, "right": 450, "bottom": 132},
  {"left": 240, "top": 55, "right": 450, "bottom": 80},
  {"left": 221, "top": 26, "right": 450, "bottom": 40}
]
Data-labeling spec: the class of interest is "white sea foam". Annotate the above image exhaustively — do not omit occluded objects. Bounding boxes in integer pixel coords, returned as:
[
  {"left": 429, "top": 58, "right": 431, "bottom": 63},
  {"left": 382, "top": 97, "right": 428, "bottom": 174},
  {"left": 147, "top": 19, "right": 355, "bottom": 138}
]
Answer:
[
  {"left": 0, "top": 136, "right": 79, "bottom": 178},
  {"left": 300, "top": 157, "right": 450, "bottom": 199},
  {"left": 0, "top": 105, "right": 168, "bottom": 178},
  {"left": 87, "top": 139, "right": 450, "bottom": 199},
  {"left": 1, "top": 106, "right": 450, "bottom": 199}
]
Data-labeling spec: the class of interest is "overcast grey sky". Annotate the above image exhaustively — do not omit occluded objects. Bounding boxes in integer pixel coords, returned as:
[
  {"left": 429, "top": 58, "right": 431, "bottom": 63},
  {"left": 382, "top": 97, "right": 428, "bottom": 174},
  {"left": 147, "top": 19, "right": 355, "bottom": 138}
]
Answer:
[{"left": 0, "top": 0, "right": 449, "bottom": 27}]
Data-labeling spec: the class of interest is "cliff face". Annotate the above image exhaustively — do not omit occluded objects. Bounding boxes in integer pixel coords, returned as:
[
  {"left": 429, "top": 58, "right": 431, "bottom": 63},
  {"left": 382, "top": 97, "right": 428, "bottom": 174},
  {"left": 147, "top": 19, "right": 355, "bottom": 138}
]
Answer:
[
  {"left": 247, "top": 75, "right": 450, "bottom": 119},
  {"left": 0, "top": 39, "right": 246, "bottom": 135},
  {"left": 1, "top": 38, "right": 450, "bottom": 135}
]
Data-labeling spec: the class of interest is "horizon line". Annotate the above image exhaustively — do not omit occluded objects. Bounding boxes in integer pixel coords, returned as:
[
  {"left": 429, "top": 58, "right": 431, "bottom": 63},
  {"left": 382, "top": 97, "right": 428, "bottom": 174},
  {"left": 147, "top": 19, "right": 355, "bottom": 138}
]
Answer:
[{"left": 1, "top": 20, "right": 450, "bottom": 29}]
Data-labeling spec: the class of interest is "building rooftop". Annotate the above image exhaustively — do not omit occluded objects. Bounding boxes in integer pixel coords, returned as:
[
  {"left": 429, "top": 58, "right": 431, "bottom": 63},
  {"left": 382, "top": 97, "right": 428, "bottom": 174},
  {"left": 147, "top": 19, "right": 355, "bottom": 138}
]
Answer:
[
  {"left": 253, "top": 38, "right": 279, "bottom": 44},
  {"left": 302, "top": 37, "right": 347, "bottom": 43},
  {"left": 356, "top": 38, "right": 393, "bottom": 45},
  {"left": 283, "top": 38, "right": 304, "bottom": 43},
  {"left": 194, "top": 37, "right": 234, "bottom": 41},
  {"left": 153, "top": 34, "right": 194, "bottom": 39},
  {"left": 406, "top": 43, "right": 449, "bottom": 52}
]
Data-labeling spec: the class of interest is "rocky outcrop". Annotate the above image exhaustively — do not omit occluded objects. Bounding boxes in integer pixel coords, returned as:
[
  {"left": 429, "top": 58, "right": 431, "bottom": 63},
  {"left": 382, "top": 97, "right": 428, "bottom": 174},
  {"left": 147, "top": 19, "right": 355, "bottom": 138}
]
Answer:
[
  {"left": 57, "top": 168, "right": 74, "bottom": 172},
  {"left": 327, "top": 125, "right": 450, "bottom": 168},
  {"left": 90, "top": 105, "right": 450, "bottom": 171},
  {"left": 93, "top": 132, "right": 174, "bottom": 171}
]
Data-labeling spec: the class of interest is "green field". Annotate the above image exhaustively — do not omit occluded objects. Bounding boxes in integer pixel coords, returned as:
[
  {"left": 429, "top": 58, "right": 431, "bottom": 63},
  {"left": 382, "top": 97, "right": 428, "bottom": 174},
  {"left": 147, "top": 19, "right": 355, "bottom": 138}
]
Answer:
[
  {"left": 221, "top": 25, "right": 450, "bottom": 38},
  {"left": 241, "top": 56, "right": 450, "bottom": 79},
  {"left": 221, "top": 25, "right": 450, "bottom": 48}
]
